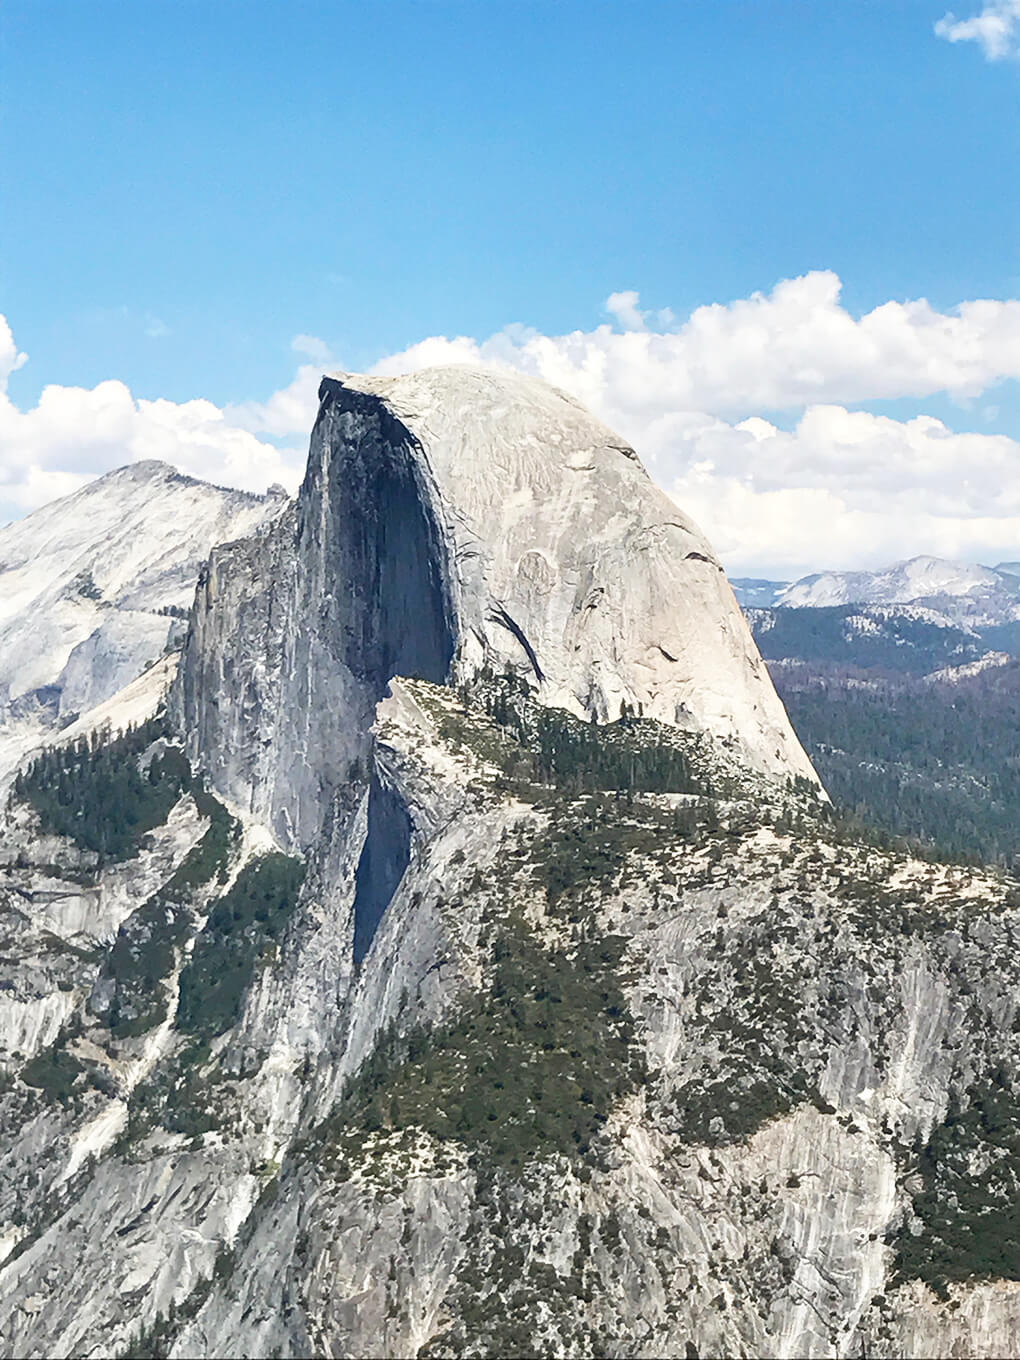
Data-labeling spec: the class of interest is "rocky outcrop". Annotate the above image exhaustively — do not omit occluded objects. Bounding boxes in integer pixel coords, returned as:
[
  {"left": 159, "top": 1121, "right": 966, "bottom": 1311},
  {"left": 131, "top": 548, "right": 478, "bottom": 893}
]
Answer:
[
  {"left": 1, "top": 369, "right": 1017, "bottom": 1359},
  {"left": 1, "top": 669, "right": 1018, "bottom": 1358},
  {"left": 0, "top": 461, "right": 286, "bottom": 780},
  {"left": 175, "top": 367, "right": 815, "bottom": 850}
]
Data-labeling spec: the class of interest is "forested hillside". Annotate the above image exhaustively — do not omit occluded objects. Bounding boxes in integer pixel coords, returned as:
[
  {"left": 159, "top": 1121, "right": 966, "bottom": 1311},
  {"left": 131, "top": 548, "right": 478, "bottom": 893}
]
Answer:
[
  {"left": 749, "top": 605, "right": 986, "bottom": 676},
  {"left": 774, "top": 661, "right": 1020, "bottom": 867}
]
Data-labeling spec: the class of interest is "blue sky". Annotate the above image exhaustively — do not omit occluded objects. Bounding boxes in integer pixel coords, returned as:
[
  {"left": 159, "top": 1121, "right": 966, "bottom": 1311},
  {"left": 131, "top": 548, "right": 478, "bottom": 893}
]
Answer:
[{"left": 1, "top": 0, "right": 1018, "bottom": 575}]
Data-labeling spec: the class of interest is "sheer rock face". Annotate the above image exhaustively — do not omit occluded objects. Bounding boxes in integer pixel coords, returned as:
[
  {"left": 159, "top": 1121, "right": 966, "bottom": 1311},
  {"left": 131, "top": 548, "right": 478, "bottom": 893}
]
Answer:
[
  {"left": 6, "top": 370, "right": 1020, "bottom": 1360},
  {"left": 0, "top": 462, "right": 285, "bottom": 780},
  {"left": 175, "top": 367, "right": 814, "bottom": 847}
]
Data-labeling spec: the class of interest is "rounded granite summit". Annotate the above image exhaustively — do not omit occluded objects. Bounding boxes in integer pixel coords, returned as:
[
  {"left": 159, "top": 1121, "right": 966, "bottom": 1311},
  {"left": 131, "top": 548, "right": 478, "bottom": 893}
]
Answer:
[
  {"left": 178, "top": 364, "right": 816, "bottom": 848},
  {"left": 316, "top": 365, "right": 816, "bottom": 784}
]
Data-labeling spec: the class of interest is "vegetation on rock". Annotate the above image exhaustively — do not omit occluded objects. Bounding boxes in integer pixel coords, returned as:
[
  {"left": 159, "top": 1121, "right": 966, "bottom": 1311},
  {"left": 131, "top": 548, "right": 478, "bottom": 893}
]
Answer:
[
  {"left": 176, "top": 851, "right": 305, "bottom": 1042},
  {"left": 329, "top": 918, "right": 643, "bottom": 1167},
  {"left": 97, "top": 764, "right": 239, "bottom": 1038},
  {"left": 896, "top": 1077, "right": 1020, "bottom": 1296},
  {"left": 419, "top": 670, "right": 721, "bottom": 801},
  {"left": 13, "top": 716, "right": 189, "bottom": 862}
]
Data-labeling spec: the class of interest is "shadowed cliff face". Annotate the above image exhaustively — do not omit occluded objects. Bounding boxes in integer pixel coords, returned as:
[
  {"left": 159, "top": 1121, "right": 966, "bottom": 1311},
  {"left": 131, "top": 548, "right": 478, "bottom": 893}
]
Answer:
[
  {"left": 303, "top": 381, "right": 455, "bottom": 694},
  {"left": 174, "top": 381, "right": 457, "bottom": 849},
  {"left": 352, "top": 771, "right": 412, "bottom": 966},
  {"left": 306, "top": 385, "right": 453, "bottom": 964}
]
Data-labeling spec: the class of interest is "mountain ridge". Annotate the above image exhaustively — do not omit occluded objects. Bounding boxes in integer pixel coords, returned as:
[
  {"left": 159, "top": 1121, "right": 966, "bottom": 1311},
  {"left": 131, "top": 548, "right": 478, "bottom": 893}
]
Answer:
[
  {"left": 173, "top": 365, "right": 815, "bottom": 852},
  {"left": 0, "top": 369, "right": 1018, "bottom": 1359},
  {"left": 0, "top": 464, "right": 288, "bottom": 781},
  {"left": 733, "top": 555, "right": 1020, "bottom": 629}
]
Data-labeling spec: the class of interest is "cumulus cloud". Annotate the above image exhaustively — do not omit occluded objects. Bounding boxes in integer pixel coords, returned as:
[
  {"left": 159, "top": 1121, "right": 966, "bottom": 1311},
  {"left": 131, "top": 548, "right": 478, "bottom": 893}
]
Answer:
[
  {"left": 353, "top": 274, "right": 1020, "bottom": 575},
  {"left": 291, "top": 333, "right": 333, "bottom": 363},
  {"left": 0, "top": 316, "right": 28, "bottom": 391},
  {"left": 657, "top": 407, "right": 1020, "bottom": 578},
  {"left": 223, "top": 333, "right": 338, "bottom": 438},
  {"left": 226, "top": 362, "right": 328, "bottom": 440},
  {"left": 605, "top": 291, "right": 647, "bottom": 331},
  {"left": 0, "top": 323, "right": 306, "bottom": 521},
  {"left": 371, "top": 272, "right": 1020, "bottom": 418},
  {"left": 4, "top": 274, "right": 1020, "bottom": 578},
  {"left": 936, "top": 0, "right": 1020, "bottom": 59}
]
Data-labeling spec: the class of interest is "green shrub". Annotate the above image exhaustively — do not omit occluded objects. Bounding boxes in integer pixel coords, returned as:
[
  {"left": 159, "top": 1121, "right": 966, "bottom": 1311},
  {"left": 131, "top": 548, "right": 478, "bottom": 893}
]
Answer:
[
  {"left": 99, "top": 789, "right": 239, "bottom": 1039},
  {"left": 13, "top": 716, "right": 189, "bottom": 862},
  {"left": 895, "top": 1079, "right": 1020, "bottom": 1295},
  {"left": 430, "top": 671, "right": 716, "bottom": 799},
  {"left": 328, "top": 920, "right": 642, "bottom": 1166},
  {"left": 176, "top": 853, "right": 305, "bottom": 1042},
  {"left": 21, "top": 1047, "right": 84, "bottom": 1101}
]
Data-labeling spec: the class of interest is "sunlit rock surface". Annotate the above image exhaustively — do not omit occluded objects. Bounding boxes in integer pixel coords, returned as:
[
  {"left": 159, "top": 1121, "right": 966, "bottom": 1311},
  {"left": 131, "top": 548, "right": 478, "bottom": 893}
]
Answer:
[
  {"left": 0, "top": 371, "right": 1016, "bottom": 1359},
  {"left": 0, "top": 462, "right": 286, "bottom": 781},
  {"left": 175, "top": 367, "right": 815, "bottom": 848}
]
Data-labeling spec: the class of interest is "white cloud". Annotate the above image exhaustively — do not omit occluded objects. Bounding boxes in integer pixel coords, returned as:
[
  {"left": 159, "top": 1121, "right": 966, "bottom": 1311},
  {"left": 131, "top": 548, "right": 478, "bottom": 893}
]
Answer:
[
  {"left": 371, "top": 272, "right": 1020, "bottom": 421},
  {"left": 4, "top": 279, "right": 1020, "bottom": 578},
  {"left": 657, "top": 406, "right": 1020, "bottom": 577},
  {"left": 226, "top": 362, "right": 328, "bottom": 440},
  {"left": 606, "top": 291, "right": 647, "bottom": 331},
  {"left": 936, "top": 0, "right": 1020, "bottom": 59},
  {"left": 0, "top": 332, "right": 306, "bottom": 521},
  {"left": 0, "top": 316, "right": 28, "bottom": 391},
  {"left": 355, "top": 274, "right": 1020, "bottom": 576},
  {"left": 221, "top": 334, "right": 339, "bottom": 438},
  {"left": 291, "top": 333, "right": 332, "bottom": 363}
]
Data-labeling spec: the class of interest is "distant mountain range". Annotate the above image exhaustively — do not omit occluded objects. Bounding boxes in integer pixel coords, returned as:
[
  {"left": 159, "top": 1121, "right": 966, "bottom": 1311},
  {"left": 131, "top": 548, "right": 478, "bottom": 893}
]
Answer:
[
  {"left": 746, "top": 603, "right": 998, "bottom": 678},
  {"left": 737, "top": 554, "right": 1020, "bottom": 869},
  {"left": 732, "top": 555, "right": 1020, "bottom": 629}
]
